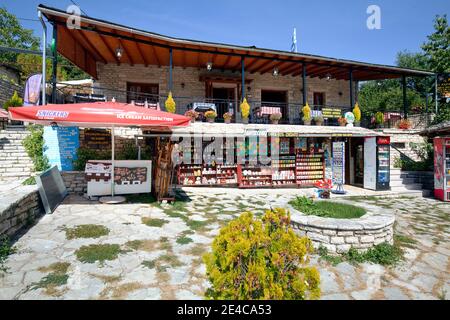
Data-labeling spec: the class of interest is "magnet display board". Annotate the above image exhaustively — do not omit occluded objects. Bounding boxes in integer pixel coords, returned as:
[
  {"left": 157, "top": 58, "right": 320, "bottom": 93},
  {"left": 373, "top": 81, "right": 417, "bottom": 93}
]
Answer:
[
  {"left": 86, "top": 160, "right": 152, "bottom": 196},
  {"left": 364, "top": 137, "right": 377, "bottom": 190},
  {"left": 332, "top": 141, "right": 345, "bottom": 185},
  {"left": 36, "top": 166, "right": 68, "bottom": 214}
]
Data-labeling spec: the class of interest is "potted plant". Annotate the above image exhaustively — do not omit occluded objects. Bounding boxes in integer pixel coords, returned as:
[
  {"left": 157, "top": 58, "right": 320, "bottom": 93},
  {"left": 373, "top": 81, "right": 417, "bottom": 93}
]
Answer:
[
  {"left": 375, "top": 111, "right": 384, "bottom": 128},
  {"left": 240, "top": 98, "right": 250, "bottom": 124},
  {"left": 205, "top": 110, "right": 217, "bottom": 123},
  {"left": 165, "top": 92, "right": 176, "bottom": 113},
  {"left": 397, "top": 118, "right": 411, "bottom": 130},
  {"left": 302, "top": 103, "right": 311, "bottom": 125},
  {"left": 223, "top": 112, "right": 233, "bottom": 124},
  {"left": 338, "top": 117, "right": 347, "bottom": 126},
  {"left": 184, "top": 110, "right": 199, "bottom": 123},
  {"left": 314, "top": 179, "right": 332, "bottom": 199},
  {"left": 270, "top": 112, "right": 282, "bottom": 124},
  {"left": 353, "top": 102, "right": 361, "bottom": 127},
  {"left": 313, "top": 115, "right": 324, "bottom": 126}
]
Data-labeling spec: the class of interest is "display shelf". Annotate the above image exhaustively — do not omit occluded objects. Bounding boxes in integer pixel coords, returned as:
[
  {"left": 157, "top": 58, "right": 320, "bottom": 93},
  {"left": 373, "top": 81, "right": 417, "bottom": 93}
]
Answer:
[{"left": 295, "top": 152, "right": 324, "bottom": 185}]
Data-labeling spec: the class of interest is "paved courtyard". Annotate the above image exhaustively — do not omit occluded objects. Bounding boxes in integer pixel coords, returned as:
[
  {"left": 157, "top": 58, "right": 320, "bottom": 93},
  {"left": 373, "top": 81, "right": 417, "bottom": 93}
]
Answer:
[{"left": 0, "top": 187, "right": 449, "bottom": 300}]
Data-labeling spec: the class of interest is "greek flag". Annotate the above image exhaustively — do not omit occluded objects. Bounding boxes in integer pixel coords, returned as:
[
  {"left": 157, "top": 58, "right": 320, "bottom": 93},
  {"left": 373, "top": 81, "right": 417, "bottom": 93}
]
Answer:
[{"left": 291, "top": 27, "right": 297, "bottom": 53}]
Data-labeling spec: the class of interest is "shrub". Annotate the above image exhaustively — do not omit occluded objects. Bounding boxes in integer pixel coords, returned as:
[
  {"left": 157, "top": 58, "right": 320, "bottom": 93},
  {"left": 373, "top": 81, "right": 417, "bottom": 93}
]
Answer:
[
  {"left": 0, "top": 235, "right": 16, "bottom": 273},
  {"left": 240, "top": 98, "right": 250, "bottom": 119},
  {"left": 3, "top": 91, "right": 23, "bottom": 111},
  {"left": 165, "top": 92, "right": 176, "bottom": 113},
  {"left": 338, "top": 117, "right": 347, "bottom": 126},
  {"left": 270, "top": 112, "right": 282, "bottom": 121},
  {"left": 313, "top": 115, "right": 324, "bottom": 124},
  {"left": 184, "top": 110, "right": 199, "bottom": 119},
  {"left": 22, "top": 125, "right": 50, "bottom": 172},
  {"left": 203, "top": 208, "right": 320, "bottom": 300},
  {"left": 397, "top": 119, "right": 412, "bottom": 130},
  {"left": 302, "top": 103, "right": 311, "bottom": 121},
  {"left": 73, "top": 147, "right": 111, "bottom": 171},
  {"left": 353, "top": 102, "right": 361, "bottom": 122},
  {"left": 375, "top": 111, "right": 384, "bottom": 124},
  {"left": 204, "top": 110, "right": 217, "bottom": 119}
]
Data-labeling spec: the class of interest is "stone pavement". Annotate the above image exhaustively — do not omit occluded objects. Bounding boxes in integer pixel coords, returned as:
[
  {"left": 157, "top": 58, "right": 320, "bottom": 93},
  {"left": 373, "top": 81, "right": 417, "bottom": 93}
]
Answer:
[{"left": 0, "top": 187, "right": 448, "bottom": 300}]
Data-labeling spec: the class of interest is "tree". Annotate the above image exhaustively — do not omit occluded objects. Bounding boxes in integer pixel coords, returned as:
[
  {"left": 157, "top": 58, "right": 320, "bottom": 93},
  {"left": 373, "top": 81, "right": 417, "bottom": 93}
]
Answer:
[
  {"left": 0, "top": 7, "right": 40, "bottom": 65},
  {"left": 422, "top": 15, "right": 450, "bottom": 73}
]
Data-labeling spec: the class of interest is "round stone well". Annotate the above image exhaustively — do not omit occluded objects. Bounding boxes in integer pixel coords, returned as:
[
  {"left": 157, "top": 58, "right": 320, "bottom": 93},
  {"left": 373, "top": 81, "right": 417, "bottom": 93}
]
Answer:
[{"left": 288, "top": 199, "right": 395, "bottom": 253}]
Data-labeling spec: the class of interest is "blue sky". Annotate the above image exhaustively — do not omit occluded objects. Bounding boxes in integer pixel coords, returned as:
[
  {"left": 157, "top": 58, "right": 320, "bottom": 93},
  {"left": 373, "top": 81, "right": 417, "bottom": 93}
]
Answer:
[{"left": 3, "top": 0, "right": 449, "bottom": 66}]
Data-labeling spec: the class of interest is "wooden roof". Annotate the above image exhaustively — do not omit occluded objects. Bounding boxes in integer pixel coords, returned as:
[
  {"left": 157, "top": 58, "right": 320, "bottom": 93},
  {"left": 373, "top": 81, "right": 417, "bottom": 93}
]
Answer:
[{"left": 39, "top": 4, "right": 435, "bottom": 81}]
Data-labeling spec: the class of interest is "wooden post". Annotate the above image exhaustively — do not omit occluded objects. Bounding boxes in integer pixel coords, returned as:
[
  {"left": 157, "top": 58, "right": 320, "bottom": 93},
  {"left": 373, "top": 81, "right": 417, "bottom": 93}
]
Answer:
[{"left": 302, "top": 62, "right": 307, "bottom": 105}]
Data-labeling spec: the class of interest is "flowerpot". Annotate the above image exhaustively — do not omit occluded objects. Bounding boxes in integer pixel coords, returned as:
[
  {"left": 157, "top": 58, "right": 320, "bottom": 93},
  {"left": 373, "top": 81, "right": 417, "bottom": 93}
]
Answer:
[
  {"left": 354, "top": 121, "right": 360, "bottom": 127},
  {"left": 271, "top": 120, "right": 279, "bottom": 125},
  {"left": 207, "top": 118, "right": 215, "bottom": 123},
  {"left": 303, "top": 120, "right": 311, "bottom": 125},
  {"left": 315, "top": 121, "right": 323, "bottom": 126},
  {"left": 224, "top": 119, "right": 231, "bottom": 124},
  {"left": 242, "top": 118, "right": 249, "bottom": 124},
  {"left": 339, "top": 123, "right": 346, "bottom": 127},
  {"left": 190, "top": 118, "right": 196, "bottom": 123}
]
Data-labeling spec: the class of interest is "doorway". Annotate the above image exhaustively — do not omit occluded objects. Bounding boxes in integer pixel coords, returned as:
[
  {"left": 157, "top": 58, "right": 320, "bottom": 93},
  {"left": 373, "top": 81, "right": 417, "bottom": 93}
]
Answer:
[
  {"left": 210, "top": 84, "right": 237, "bottom": 120},
  {"left": 348, "top": 138, "right": 364, "bottom": 186},
  {"left": 261, "top": 90, "right": 288, "bottom": 121}
]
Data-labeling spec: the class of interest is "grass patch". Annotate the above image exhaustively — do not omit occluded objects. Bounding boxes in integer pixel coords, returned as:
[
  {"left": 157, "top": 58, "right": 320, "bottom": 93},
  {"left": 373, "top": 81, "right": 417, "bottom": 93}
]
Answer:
[
  {"left": 124, "top": 239, "right": 158, "bottom": 252},
  {"left": 186, "top": 219, "right": 208, "bottom": 230},
  {"left": 75, "top": 244, "right": 121, "bottom": 264},
  {"left": 141, "top": 217, "right": 169, "bottom": 227},
  {"left": 65, "top": 224, "right": 110, "bottom": 240},
  {"left": 176, "top": 236, "right": 193, "bottom": 245},
  {"left": 142, "top": 260, "right": 156, "bottom": 269},
  {"left": 159, "top": 237, "right": 172, "bottom": 250},
  {"left": 32, "top": 262, "right": 71, "bottom": 296},
  {"left": 0, "top": 235, "right": 16, "bottom": 273},
  {"left": 318, "top": 242, "right": 403, "bottom": 267},
  {"left": 394, "top": 234, "right": 418, "bottom": 249},
  {"left": 289, "top": 196, "right": 366, "bottom": 219}
]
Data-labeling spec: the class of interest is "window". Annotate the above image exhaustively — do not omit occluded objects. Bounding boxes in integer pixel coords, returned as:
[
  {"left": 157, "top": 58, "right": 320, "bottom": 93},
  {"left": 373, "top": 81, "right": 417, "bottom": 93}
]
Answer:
[
  {"left": 127, "top": 82, "right": 159, "bottom": 104},
  {"left": 313, "top": 92, "right": 325, "bottom": 107}
]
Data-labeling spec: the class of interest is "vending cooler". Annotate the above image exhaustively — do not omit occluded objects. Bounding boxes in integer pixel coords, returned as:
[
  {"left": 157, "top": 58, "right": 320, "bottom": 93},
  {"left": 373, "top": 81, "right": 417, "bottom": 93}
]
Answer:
[
  {"left": 433, "top": 137, "right": 450, "bottom": 202},
  {"left": 364, "top": 136, "right": 391, "bottom": 190}
]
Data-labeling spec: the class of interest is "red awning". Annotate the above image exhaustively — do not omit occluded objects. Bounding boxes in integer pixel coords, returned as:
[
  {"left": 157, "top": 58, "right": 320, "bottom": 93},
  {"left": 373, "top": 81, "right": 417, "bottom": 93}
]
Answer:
[
  {"left": 0, "top": 109, "right": 8, "bottom": 119},
  {"left": 8, "top": 102, "right": 191, "bottom": 128}
]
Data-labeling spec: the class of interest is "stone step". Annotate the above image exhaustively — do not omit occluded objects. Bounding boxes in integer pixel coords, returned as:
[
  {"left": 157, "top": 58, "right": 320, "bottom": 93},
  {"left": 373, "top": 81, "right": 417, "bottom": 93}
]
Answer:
[
  {"left": 390, "top": 179, "right": 416, "bottom": 186},
  {"left": 390, "top": 183, "right": 423, "bottom": 191}
]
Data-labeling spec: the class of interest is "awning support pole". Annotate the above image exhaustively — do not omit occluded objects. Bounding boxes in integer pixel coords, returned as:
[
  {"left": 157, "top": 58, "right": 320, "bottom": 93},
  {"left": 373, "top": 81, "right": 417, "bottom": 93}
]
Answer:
[
  {"left": 302, "top": 62, "right": 307, "bottom": 106},
  {"left": 402, "top": 75, "right": 408, "bottom": 119},
  {"left": 51, "top": 23, "right": 58, "bottom": 103},
  {"left": 241, "top": 56, "right": 245, "bottom": 99},
  {"left": 349, "top": 67, "right": 354, "bottom": 109},
  {"left": 169, "top": 48, "right": 173, "bottom": 92},
  {"left": 38, "top": 10, "right": 46, "bottom": 105},
  {"left": 111, "top": 126, "right": 115, "bottom": 197}
]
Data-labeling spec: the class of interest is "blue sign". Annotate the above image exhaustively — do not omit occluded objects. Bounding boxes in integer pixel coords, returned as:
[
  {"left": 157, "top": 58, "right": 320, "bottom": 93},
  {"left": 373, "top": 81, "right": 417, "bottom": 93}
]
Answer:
[{"left": 44, "top": 126, "right": 79, "bottom": 171}]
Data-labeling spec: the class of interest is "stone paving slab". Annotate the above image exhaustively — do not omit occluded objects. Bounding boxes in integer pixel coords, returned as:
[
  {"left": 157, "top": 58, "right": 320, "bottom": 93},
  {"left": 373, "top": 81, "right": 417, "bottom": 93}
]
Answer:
[{"left": 0, "top": 188, "right": 448, "bottom": 300}]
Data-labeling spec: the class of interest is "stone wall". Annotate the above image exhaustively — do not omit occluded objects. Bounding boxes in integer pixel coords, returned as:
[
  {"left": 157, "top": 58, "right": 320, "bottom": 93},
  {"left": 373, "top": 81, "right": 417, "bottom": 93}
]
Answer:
[
  {"left": 380, "top": 128, "right": 428, "bottom": 164},
  {"left": 61, "top": 171, "right": 87, "bottom": 195},
  {"left": 95, "top": 63, "right": 355, "bottom": 111},
  {"left": 0, "top": 186, "right": 42, "bottom": 238},
  {"left": 289, "top": 200, "right": 395, "bottom": 253},
  {"left": 0, "top": 78, "right": 23, "bottom": 110}
]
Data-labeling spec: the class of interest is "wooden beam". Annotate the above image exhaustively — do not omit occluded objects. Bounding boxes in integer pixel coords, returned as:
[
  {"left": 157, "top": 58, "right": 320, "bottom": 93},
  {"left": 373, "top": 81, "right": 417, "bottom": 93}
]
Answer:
[
  {"left": 134, "top": 41, "right": 148, "bottom": 67},
  {"left": 150, "top": 45, "right": 162, "bottom": 67},
  {"left": 278, "top": 62, "right": 298, "bottom": 73},
  {"left": 259, "top": 60, "right": 286, "bottom": 74},
  {"left": 74, "top": 30, "right": 107, "bottom": 64},
  {"left": 244, "top": 57, "right": 260, "bottom": 71},
  {"left": 222, "top": 54, "right": 233, "bottom": 69},
  {"left": 117, "top": 38, "right": 134, "bottom": 66},
  {"left": 250, "top": 58, "right": 277, "bottom": 74},
  {"left": 96, "top": 33, "right": 120, "bottom": 65}
]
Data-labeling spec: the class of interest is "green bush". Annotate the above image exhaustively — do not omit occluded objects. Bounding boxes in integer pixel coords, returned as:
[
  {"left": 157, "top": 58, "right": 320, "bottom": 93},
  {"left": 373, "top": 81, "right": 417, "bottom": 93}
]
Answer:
[
  {"left": 203, "top": 208, "right": 321, "bottom": 300},
  {"left": 3, "top": 91, "right": 23, "bottom": 111},
  {"left": 22, "top": 125, "right": 50, "bottom": 172},
  {"left": 0, "top": 235, "right": 16, "bottom": 273},
  {"left": 73, "top": 147, "right": 111, "bottom": 171}
]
